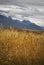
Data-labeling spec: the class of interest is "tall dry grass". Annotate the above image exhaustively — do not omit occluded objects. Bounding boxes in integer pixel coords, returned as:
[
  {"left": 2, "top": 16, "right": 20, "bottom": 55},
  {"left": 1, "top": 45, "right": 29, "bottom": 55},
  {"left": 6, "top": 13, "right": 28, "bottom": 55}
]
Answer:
[{"left": 0, "top": 28, "right": 44, "bottom": 65}]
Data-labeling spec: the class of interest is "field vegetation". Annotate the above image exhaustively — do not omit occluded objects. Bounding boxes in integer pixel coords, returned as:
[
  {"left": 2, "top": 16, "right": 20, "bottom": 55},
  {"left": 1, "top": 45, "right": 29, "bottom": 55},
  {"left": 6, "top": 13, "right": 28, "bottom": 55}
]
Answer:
[{"left": 0, "top": 28, "right": 44, "bottom": 65}]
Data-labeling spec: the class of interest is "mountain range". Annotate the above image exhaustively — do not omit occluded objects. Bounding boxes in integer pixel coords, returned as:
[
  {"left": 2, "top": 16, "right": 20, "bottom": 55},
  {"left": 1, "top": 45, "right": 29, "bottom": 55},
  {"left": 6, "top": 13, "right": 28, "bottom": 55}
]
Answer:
[{"left": 0, "top": 15, "right": 44, "bottom": 30}]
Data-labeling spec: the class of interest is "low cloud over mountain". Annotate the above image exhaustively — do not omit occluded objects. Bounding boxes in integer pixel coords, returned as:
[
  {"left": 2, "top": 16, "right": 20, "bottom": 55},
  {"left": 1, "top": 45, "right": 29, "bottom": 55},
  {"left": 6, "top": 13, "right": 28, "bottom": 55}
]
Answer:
[
  {"left": 0, "top": 15, "right": 43, "bottom": 30},
  {"left": 0, "top": 5, "right": 44, "bottom": 27}
]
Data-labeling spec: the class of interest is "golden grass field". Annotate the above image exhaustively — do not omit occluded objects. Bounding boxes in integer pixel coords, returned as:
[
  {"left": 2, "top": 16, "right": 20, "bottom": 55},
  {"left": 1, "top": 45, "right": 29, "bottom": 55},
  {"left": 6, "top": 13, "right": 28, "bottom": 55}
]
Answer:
[{"left": 0, "top": 28, "right": 44, "bottom": 65}]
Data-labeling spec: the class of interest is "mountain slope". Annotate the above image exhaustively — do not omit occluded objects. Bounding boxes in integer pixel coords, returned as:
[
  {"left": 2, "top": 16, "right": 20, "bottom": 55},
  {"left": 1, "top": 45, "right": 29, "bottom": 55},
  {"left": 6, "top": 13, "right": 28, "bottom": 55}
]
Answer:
[{"left": 0, "top": 15, "right": 43, "bottom": 30}]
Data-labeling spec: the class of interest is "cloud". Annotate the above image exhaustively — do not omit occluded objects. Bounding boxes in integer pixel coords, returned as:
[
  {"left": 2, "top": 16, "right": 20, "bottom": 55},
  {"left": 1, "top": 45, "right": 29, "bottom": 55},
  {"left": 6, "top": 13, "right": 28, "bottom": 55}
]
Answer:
[
  {"left": 0, "top": 0, "right": 44, "bottom": 27},
  {"left": 0, "top": 0, "right": 44, "bottom": 6}
]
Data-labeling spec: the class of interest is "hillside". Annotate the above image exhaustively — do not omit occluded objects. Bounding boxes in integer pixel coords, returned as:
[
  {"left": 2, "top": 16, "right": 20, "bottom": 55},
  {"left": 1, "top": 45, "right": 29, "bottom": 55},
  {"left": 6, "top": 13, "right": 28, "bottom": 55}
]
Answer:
[
  {"left": 0, "top": 15, "right": 43, "bottom": 30},
  {"left": 0, "top": 28, "right": 44, "bottom": 65}
]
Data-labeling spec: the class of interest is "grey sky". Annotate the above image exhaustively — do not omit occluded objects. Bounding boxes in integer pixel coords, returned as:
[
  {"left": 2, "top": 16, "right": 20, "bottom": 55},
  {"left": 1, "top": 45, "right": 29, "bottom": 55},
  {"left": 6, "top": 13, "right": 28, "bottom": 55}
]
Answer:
[
  {"left": 0, "top": 0, "right": 44, "bottom": 6},
  {"left": 0, "top": 0, "right": 44, "bottom": 26}
]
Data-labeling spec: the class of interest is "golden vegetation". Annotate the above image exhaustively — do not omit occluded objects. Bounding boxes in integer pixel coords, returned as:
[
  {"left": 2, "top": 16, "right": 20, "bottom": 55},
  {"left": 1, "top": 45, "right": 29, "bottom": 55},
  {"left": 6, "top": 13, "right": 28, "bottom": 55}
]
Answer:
[{"left": 0, "top": 28, "right": 44, "bottom": 65}]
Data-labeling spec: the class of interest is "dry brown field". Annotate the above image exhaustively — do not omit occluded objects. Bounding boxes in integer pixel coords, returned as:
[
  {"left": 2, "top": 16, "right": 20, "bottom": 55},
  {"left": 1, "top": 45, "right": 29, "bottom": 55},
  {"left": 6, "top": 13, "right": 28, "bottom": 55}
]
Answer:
[{"left": 0, "top": 28, "right": 44, "bottom": 65}]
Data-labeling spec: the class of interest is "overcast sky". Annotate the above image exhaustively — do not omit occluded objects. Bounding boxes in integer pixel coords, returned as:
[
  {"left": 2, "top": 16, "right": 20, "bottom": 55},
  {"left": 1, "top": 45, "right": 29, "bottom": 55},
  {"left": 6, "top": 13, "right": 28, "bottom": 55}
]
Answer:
[{"left": 0, "top": 0, "right": 44, "bottom": 27}]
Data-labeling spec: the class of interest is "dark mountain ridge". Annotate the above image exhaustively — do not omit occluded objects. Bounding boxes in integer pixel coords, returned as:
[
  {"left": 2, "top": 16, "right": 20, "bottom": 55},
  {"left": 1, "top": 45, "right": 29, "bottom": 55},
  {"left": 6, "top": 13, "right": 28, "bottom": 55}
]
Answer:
[{"left": 0, "top": 15, "right": 44, "bottom": 30}]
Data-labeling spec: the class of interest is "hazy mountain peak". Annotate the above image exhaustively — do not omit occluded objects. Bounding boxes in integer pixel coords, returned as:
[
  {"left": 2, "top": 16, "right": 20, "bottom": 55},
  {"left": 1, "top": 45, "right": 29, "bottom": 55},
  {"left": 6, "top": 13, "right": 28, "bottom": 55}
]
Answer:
[{"left": 0, "top": 15, "right": 44, "bottom": 30}]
